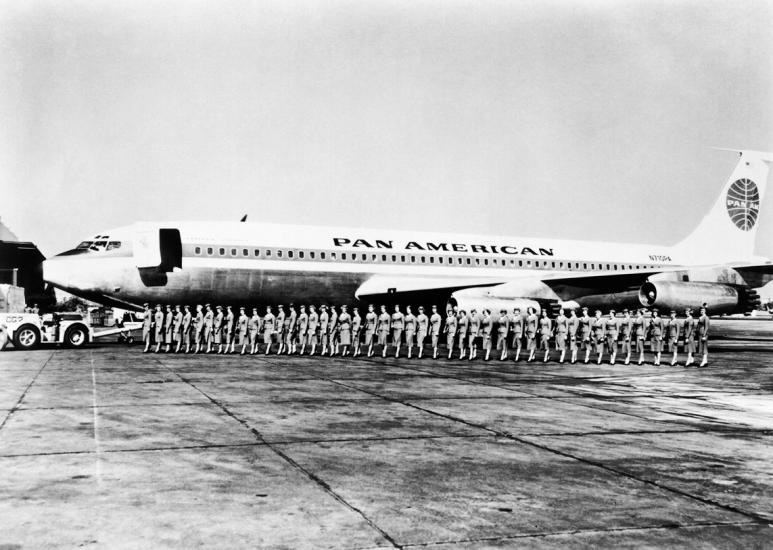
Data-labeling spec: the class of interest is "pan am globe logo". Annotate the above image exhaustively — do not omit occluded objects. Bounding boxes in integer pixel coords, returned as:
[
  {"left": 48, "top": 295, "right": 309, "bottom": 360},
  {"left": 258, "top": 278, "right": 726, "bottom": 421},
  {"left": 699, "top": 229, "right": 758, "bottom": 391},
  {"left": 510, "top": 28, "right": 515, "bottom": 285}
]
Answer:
[{"left": 726, "top": 178, "right": 760, "bottom": 231}]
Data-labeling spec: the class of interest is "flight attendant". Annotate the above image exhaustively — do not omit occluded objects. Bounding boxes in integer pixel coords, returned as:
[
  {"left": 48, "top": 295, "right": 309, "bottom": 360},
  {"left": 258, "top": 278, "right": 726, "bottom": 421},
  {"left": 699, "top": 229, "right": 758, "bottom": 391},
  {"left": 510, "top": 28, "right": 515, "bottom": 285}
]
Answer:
[
  {"left": 403, "top": 306, "right": 416, "bottom": 358},
  {"left": 430, "top": 305, "right": 442, "bottom": 359},
  {"left": 591, "top": 310, "right": 606, "bottom": 364},
  {"left": 338, "top": 305, "right": 352, "bottom": 356},
  {"left": 249, "top": 308, "right": 260, "bottom": 354},
  {"left": 697, "top": 306, "right": 710, "bottom": 367},
  {"left": 444, "top": 308, "right": 457, "bottom": 360},
  {"left": 666, "top": 309, "right": 681, "bottom": 366},
  {"left": 649, "top": 308, "right": 664, "bottom": 365},
  {"left": 351, "top": 307, "right": 362, "bottom": 357},
  {"left": 682, "top": 308, "right": 696, "bottom": 366},
  {"left": 634, "top": 308, "right": 647, "bottom": 365},
  {"left": 365, "top": 304, "right": 377, "bottom": 357},
  {"left": 524, "top": 307, "right": 538, "bottom": 362},
  {"left": 554, "top": 309, "right": 568, "bottom": 364},
  {"left": 142, "top": 303, "right": 153, "bottom": 353},
  {"left": 580, "top": 307, "right": 592, "bottom": 364},
  {"left": 163, "top": 304, "right": 174, "bottom": 352},
  {"left": 457, "top": 310, "right": 469, "bottom": 360},
  {"left": 275, "top": 305, "right": 286, "bottom": 354},
  {"left": 481, "top": 309, "right": 493, "bottom": 361},
  {"left": 497, "top": 309, "right": 510, "bottom": 361},
  {"left": 173, "top": 305, "right": 184, "bottom": 353},
  {"left": 263, "top": 306, "right": 276, "bottom": 355},
  {"left": 203, "top": 304, "right": 214, "bottom": 353},
  {"left": 297, "top": 306, "right": 309, "bottom": 355},
  {"left": 416, "top": 306, "right": 429, "bottom": 358},
  {"left": 538, "top": 309, "right": 552, "bottom": 363},
  {"left": 286, "top": 305, "right": 297, "bottom": 355},
  {"left": 618, "top": 309, "right": 632, "bottom": 364},
  {"left": 319, "top": 305, "right": 330, "bottom": 356},
  {"left": 567, "top": 308, "right": 579, "bottom": 364},
  {"left": 308, "top": 305, "right": 319, "bottom": 355},
  {"left": 468, "top": 309, "right": 481, "bottom": 361},
  {"left": 377, "top": 305, "right": 391, "bottom": 358},
  {"left": 510, "top": 308, "right": 524, "bottom": 362},
  {"left": 154, "top": 305, "right": 165, "bottom": 353},
  {"left": 225, "top": 306, "right": 235, "bottom": 354},
  {"left": 182, "top": 305, "right": 192, "bottom": 354},
  {"left": 213, "top": 305, "right": 224, "bottom": 354},
  {"left": 237, "top": 307, "right": 249, "bottom": 355},
  {"left": 193, "top": 305, "right": 205, "bottom": 354},
  {"left": 391, "top": 305, "right": 404, "bottom": 358},
  {"left": 605, "top": 310, "right": 619, "bottom": 364},
  {"left": 327, "top": 305, "right": 339, "bottom": 356}
]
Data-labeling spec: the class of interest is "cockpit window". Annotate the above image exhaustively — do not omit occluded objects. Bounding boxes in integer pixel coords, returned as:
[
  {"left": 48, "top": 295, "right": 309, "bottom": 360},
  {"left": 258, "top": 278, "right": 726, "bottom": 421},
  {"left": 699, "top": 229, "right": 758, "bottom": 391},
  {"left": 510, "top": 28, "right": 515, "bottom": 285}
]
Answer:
[{"left": 57, "top": 239, "right": 123, "bottom": 256}]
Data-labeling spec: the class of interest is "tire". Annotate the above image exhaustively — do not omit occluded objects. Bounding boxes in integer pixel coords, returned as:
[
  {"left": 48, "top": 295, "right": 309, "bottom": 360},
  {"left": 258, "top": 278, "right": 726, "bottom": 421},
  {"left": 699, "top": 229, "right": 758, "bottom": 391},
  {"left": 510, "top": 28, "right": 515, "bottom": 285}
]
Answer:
[
  {"left": 126, "top": 336, "right": 135, "bottom": 345},
  {"left": 13, "top": 325, "right": 41, "bottom": 350},
  {"left": 117, "top": 334, "right": 126, "bottom": 343},
  {"left": 64, "top": 325, "right": 89, "bottom": 348}
]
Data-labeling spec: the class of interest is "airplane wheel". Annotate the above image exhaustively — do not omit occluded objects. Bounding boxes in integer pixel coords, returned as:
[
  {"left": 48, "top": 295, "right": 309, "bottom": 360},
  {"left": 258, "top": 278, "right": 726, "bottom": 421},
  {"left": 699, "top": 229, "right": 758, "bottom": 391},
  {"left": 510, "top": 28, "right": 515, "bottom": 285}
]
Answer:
[
  {"left": 126, "top": 336, "right": 135, "bottom": 346},
  {"left": 117, "top": 334, "right": 126, "bottom": 343},
  {"left": 13, "top": 325, "right": 40, "bottom": 350},
  {"left": 64, "top": 325, "right": 88, "bottom": 348}
]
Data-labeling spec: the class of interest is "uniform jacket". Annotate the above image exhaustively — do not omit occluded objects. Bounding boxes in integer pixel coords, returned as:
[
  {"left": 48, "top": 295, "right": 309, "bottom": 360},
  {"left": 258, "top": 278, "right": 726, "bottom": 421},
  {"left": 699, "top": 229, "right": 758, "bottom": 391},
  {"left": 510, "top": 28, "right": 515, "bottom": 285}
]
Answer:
[
  {"left": 430, "top": 313, "right": 442, "bottom": 335},
  {"left": 365, "top": 312, "right": 377, "bottom": 332},
  {"left": 445, "top": 315, "right": 457, "bottom": 334},
  {"left": 377, "top": 313, "right": 391, "bottom": 332},
  {"left": 698, "top": 315, "right": 710, "bottom": 338},
  {"left": 666, "top": 318, "right": 680, "bottom": 340},
  {"left": 404, "top": 314, "right": 416, "bottom": 332},
  {"left": 417, "top": 314, "right": 429, "bottom": 334},
  {"left": 555, "top": 315, "right": 568, "bottom": 336},
  {"left": 567, "top": 315, "right": 579, "bottom": 337},
  {"left": 650, "top": 316, "right": 664, "bottom": 337},
  {"left": 391, "top": 312, "right": 404, "bottom": 330}
]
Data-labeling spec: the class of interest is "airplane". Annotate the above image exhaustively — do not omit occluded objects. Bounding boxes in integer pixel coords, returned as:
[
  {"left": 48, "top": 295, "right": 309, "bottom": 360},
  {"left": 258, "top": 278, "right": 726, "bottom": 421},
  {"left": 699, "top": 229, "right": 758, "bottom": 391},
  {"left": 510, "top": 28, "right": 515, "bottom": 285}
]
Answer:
[{"left": 43, "top": 149, "right": 773, "bottom": 317}]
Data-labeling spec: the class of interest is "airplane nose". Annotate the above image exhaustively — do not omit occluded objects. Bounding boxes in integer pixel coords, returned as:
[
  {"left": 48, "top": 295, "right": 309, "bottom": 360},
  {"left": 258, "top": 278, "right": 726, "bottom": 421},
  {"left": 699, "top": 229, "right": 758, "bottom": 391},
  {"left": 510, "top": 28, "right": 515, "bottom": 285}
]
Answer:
[{"left": 42, "top": 257, "right": 75, "bottom": 291}]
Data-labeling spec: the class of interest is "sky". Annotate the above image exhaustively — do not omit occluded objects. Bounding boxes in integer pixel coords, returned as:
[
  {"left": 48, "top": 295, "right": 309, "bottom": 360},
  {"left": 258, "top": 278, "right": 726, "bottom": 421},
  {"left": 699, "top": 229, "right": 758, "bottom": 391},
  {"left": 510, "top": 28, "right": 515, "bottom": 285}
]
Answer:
[{"left": 2, "top": 0, "right": 772, "bottom": 258}]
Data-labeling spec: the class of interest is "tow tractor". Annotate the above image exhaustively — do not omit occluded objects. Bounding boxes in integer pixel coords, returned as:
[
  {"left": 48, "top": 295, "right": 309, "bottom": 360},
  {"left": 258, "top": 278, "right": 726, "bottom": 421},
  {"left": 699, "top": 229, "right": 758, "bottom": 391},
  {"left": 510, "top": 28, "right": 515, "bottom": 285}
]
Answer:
[{"left": 0, "top": 311, "right": 144, "bottom": 351}]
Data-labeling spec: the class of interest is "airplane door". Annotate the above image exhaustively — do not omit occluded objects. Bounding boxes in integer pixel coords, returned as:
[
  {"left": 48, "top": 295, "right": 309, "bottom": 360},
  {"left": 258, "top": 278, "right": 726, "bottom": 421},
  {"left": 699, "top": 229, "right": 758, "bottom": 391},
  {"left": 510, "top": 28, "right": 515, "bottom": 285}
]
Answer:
[
  {"left": 159, "top": 229, "right": 182, "bottom": 271},
  {"left": 133, "top": 226, "right": 162, "bottom": 268}
]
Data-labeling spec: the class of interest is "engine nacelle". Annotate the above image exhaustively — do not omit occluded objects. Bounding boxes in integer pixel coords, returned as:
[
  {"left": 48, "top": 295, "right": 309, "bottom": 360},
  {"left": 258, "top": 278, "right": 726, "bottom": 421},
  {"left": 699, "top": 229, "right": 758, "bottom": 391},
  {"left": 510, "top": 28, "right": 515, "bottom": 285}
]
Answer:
[
  {"left": 449, "top": 288, "right": 541, "bottom": 320},
  {"left": 638, "top": 281, "right": 755, "bottom": 314}
]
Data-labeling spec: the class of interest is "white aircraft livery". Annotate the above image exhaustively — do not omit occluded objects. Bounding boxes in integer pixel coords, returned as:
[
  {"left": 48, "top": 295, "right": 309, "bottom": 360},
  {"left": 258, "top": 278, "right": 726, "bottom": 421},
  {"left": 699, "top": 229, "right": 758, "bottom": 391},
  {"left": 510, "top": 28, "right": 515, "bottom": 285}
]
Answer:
[{"left": 43, "top": 149, "right": 773, "bottom": 315}]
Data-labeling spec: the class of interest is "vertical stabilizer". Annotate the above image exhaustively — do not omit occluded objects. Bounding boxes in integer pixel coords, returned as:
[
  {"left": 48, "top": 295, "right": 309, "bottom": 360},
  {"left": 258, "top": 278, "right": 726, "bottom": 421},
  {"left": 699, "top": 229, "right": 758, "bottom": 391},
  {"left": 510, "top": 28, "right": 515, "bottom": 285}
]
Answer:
[{"left": 673, "top": 150, "right": 773, "bottom": 263}]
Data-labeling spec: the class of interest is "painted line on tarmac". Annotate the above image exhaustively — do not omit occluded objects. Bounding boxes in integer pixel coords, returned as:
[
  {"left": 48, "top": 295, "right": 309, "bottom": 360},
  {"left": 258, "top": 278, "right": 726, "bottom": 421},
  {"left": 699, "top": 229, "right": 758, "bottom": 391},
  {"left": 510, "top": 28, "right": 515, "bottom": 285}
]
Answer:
[
  {"left": 89, "top": 351, "right": 103, "bottom": 484},
  {"left": 0, "top": 351, "right": 54, "bottom": 432}
]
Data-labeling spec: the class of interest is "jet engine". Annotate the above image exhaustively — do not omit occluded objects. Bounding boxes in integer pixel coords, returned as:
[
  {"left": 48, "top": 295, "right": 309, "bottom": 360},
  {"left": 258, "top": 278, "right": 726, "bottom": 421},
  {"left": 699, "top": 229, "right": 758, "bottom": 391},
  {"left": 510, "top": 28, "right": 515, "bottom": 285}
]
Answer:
[{"left": 638, "top": 281, "right": 760, "bottom": 314}]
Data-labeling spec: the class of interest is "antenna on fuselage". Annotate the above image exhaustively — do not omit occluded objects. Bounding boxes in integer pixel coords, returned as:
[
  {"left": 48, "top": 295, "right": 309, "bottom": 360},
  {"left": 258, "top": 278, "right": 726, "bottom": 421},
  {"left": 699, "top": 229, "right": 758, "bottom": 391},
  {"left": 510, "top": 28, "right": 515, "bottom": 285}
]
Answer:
[{"left": 240, "top": 215, "right": 247, "bottom": 222}]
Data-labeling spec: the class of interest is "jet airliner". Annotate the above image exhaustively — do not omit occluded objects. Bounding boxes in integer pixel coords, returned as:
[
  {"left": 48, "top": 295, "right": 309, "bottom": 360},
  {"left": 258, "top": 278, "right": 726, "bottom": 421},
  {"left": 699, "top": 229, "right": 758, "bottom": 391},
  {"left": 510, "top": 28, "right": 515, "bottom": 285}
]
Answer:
[{"left": 43, "top": 150, "right": 773, "bottom": 317}]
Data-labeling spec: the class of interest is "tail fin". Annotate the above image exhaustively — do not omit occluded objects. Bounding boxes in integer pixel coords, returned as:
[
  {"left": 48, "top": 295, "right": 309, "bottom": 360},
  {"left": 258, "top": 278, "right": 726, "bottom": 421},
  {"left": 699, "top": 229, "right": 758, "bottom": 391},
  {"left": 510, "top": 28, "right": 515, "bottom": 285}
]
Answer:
[{"left": 673, "top": 149, "right": 773, "bottom": 263}]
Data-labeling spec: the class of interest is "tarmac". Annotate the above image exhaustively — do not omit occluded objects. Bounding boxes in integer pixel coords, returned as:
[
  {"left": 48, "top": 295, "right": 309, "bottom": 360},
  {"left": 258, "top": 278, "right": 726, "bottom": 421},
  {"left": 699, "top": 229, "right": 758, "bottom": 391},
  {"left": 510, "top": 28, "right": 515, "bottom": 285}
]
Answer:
[{"left": 1, "top": 319, "right": 772, "bottom": 549}]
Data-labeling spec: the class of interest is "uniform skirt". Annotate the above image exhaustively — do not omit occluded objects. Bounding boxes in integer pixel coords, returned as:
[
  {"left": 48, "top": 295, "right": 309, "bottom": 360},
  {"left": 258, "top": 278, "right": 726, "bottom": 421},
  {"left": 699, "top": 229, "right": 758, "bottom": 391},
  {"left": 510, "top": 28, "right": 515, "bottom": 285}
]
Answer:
[
  {"left": 621, "top": 337, "right": 632, "bottom": 353},
  {"left": 249, "top": 328, "right": 259, "bottom": 343},
  {"left": 539, "top": 334, "right": 550, "bottom": 350},
  {"left": 263, "top": 330, "right": 273, "bottom": 344},
  {"left": 377, "top": 330, "right": 388, "bottom": 346},
  {"left": 606, "top": 335, "right": 617, "bottom": 353},
  {"left": 667, "top": 338, "right": 678, "bottom": 352},
  {"left": 569, "top": 334, "right": 578, "bottom": 351},
  {"left": 404, "top": 330, "right": 414, "bottom": 345},
  {"left": 165, "top": 326, "right": 173, "bottom": 344},
  {"left": 483, "top": 334, "right": 492, "bottom": 350},
  {"left": 555, "top": 333, "right": 566, "bottom": 350},
  {"left": 698, "top": 337, "right": 708, "bottom": 354},
  {"left": 392, "top": 329, "right": 403, "bottom": 345},
  {"left": 496, "top": 333, "right": 507, "bottom": 350},
  {"left": 526, "top": 333, "right": 536, "bottom": 350},
  {"left": 431, "top": 333, "right": 440, "bottom": 347},
  {"left": 685, "top": 336, "right": 696, "bottom": 353},
  {"left": 417, "top": 331, "right": 427, "bottom": 344},
  {"left": 581, "top": 332, "right": 592, "bottom": 349},
  {"left": 593, "top": 334, "right": 604, "bottom": 353},
  {"left": 446, "top": 332, "right": 455, "bottom": 347},
  {"left": 511, "top": 334, "right": 522, "bottom": 349},
  {"left": 239, "top": 329, "right": 248, "bottom": 345},
  {"left": 308, "top": 331, "right": 318, "bottom": 345},
  {"left": 155, "top": 325, "right": 164, "bottom": 342},
  {"left": 214, "top": 328, "right": 222, "bottom": 344},
  {"left": 650, "top": 335, "right": 662, "bottom": 352},
  {"left": 365, "top": 330, "right": 375, "bottom": 345},
  {"left": 143, "top": 325, "right": 152, "bottom": 340},
  {"left": 458, "top": 332, "right": 467, "bottom": 349},
  {"left": 339, "top": 328, "right": 351, "bottom": 346}
]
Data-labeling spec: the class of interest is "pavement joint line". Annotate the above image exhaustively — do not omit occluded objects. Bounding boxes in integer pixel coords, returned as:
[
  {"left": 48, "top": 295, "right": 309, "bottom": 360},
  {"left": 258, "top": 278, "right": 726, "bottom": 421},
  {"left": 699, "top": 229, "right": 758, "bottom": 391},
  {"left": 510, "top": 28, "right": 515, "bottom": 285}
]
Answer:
[
  {"left": 399, "top": 519, "right": 763, "bottom": 547},
  {"left": 306, "top": 374, "right": 773, "bottom": 526},
  {"left": 153, "top": 356, "right": 404, "bottom": 549},
  {"left": 0, "top": 434, "right": 495, "bottom": 459},
  {"left": 89, "top": 351, "right": 103, "bottom": 484},
  {"left": 0, "top": 351, "right": 54, "bottom": 433}
]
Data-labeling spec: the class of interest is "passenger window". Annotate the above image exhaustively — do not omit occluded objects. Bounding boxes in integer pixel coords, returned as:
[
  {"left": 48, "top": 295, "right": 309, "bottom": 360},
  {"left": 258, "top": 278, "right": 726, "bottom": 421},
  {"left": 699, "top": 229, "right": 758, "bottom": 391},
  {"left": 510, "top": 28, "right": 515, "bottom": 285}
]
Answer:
[
  {"left": 382, "top": 255, "right": 387, "bottom": 261},
  {"left": 475, "top": 258, "right": 480, "bottom": 265},
  {"left": 361, "top": 254, "right": 366, "bottom": 261},
  {"left": 277, "top": 250, "right": 283, "bottom": 258},
  {"left": 411, "top": 256, "right": 416, "bottom": 263},
  {"left": 320, "top": 252, "right": 325, "bottom": 259},
  {"left": 342, "top": 253, "right": 347, "bottom": 260},
  {"left": 242, "top": 249, "right": 248, "bottom": 256},
  {"left": 254, "top": 249, "right": 259, "bottom": 256},
  {"left": 231, "top": 248, "right": 237, "bottom": 256},
  {"left": 391, "top": 255, "right": 396, "bottom": 262},
  {"left": 207, "top": 248, "right": 213, "bottom": 255},
  {"left": 401, "top": 255, "right": 406, "bottom": 262},
  {"left": 331, "top": 252, "right": 336, "bottom": 259},
  {"left": 195, "top": 247, "right": 201, "bottom": 255},
  {"left": 484, "top": 259, "right": 489, "bottom": 266},
  {"left": 430, "top": 257, "right": 435, "bottom": 264},
  {"left": 466, "top": 258, "right": 471, "bottom": 265},
  {"left": 310, "top": 251, "right": 316, "bottom": 259},
  {"left": 299, "top": 251, "right": 305, "bottom": 259},
  {"left": 526, "top": 260, "right": 532, "bottom": 267},
  {"left": 421, "top": 257, "right": 426, "bottom": 263},
  {"left": 289, "top": 251, "right": 294, "bottom": 258},
  {"left": 266, "top": 250, "right": 272, "bottom": 257}
]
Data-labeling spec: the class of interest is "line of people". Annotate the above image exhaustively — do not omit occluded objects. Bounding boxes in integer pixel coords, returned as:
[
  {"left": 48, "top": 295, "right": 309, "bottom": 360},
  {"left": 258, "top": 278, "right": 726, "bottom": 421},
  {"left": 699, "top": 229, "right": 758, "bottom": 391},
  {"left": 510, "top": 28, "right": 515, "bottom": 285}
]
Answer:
[{"left": 141, "top": 302, "right": 711, "bottom": 367}]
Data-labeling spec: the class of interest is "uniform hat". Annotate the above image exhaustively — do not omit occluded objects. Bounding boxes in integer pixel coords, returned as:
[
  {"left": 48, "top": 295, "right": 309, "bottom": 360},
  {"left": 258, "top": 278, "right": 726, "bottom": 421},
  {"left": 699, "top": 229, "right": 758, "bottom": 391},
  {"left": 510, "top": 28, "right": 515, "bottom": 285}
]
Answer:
[
  {"left": 670, "top": 309, "right": 676, "bottom": 314},
  {"left": 143, "top": 303, "right": 149, "bottom": 307},
  {"left": 622, "top": 308, "right": 629, "bottom": 313},
  {"left": 652, "top": 308, "right": 659, "bottom": 313},
  {"left": 582, "top": 306, "right": 588, "bottom": 310},
  {"left": 610, "top": 309, "right": 615, "bottom": 314}
]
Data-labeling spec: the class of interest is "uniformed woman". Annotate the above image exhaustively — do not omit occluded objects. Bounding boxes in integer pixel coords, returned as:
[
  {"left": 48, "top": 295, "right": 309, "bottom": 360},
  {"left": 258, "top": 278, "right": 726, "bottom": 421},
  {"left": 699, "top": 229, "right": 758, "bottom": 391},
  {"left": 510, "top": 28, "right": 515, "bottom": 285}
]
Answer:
[
  {"left": 416, "top": 306, "right": 429, "bottom": 359},
  {"left": 142, "top": 303, "right": 153, "bottom": 353},
  {"left": 579, "top": 307, "right": 592, "bottom": 364},
  {"left": 682, "top": 308, "right": 696, "bottom": 366},
  {"left": 468, "top": 309, "right": 481, "bottom": 361},
  {"left": 237, "top": 307, "right": 248, "bottom": 355},
  {"left": 338, "top": 305, "right": 352, "bottom": 356},
  {"left": 457, "top": 310, "right": 469, "bottom": 359},
  {"left": 634, "top": 308, "right": 647, "bottom": 365},
  {"left": 308, "top": 305, "right": 319, "bottom": 355},
  {"left": 619, "top": 309, "right": 633, "bottom": 365},
  {"left": 391, "top": 305, "right": 404, "bottom": 358},
  {"left": 605, "top": 310, "right": 618, "bottom": 365},
  {"left": 539, "top": 309, "right": 552, "bottom": 363},
  {"left": 481, "top": 309, "right": 493, "bottom": 361},
  {"left": 298, "top": 306, "right": 309, "bottom": 355},
  {"left": 567, "top": 309, "right": 579, "bottom": 364},
  {"left": 525, "top": 307, "right": 538, "bottom": 362},
  {"left": 249, "top": 308, "right": 260, "bottom": 355},
  {"left": 404, "top": 306, "right": 416, "bottom": 358},
  {"left": 154, "top": 305, "right": 164, "bottom": 354},
  {"left": 365, "top": 304, "right": 377, "bottom": 357},
  {"left": 554, "top": 309, "right": 568, "bottom": 364},
  {"left": 697, "top": 306, "right": 710, "bottom": 367},
  {"left": 666, "top": 310, "right": 681, "bottom": 366},
  {"left": 444, "top": 309, "right": 457, "bottom": 360},
  {"left": 497, "top": 309, "right": 509, "bottom": 361},
  {"left": 591, "top": 310, "right": 605, "bottom": 365},
  {"left": 351, "top": 307, "right": 362, "bottom": 357},
  {"left": 649, "top": 308, "right": 664, "bottom": 365},
  {"left": 510, "top": 308, "right": 524, "bottom": 362}
]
